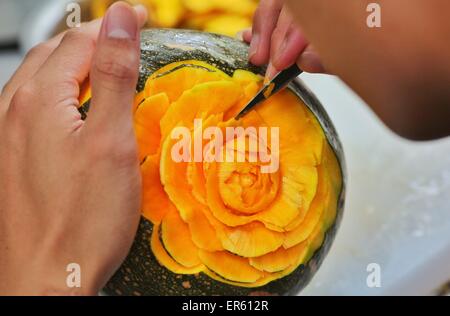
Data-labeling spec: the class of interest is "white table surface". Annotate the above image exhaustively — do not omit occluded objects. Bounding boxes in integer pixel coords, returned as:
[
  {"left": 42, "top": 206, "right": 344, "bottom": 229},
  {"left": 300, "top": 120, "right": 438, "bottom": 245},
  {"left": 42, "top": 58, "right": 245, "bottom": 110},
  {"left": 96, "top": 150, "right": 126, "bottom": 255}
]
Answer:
[
  {"left": 0, "top": 52, "right": 22, "bottom": 88},
  {"left": 1, "top": 53, "right": 449, "bottom": 296}
]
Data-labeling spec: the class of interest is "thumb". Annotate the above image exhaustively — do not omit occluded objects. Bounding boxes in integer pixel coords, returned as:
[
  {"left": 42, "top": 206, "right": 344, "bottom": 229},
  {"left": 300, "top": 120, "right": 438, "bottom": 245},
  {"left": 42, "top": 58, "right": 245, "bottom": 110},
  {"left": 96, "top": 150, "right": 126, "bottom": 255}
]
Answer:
[
  {"left": 269, "top": 24, "right": 307, "bottom": 79},
  {"left": 85, "top": 2, "right": 143, "bottom": 136}
]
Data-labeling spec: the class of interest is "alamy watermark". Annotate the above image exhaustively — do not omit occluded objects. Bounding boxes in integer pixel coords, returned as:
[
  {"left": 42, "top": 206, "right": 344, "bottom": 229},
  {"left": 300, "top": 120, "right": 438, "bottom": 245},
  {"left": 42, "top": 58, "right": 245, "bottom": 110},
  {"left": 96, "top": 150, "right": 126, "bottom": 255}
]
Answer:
[
  {"left": 367, "top": 3, "right": 382, "bottom": 28},
  {"left": 170, "top": 119, "right": 280, "bottom": 174},
  {"left": 366, "top": 263, "right": 382, "bottom": 288},
  {"left": 66, "top": 2, "right": 81, "bottom": 28},
  {"left": 66, "top": 263, "right": 81, "bottom": 288}
]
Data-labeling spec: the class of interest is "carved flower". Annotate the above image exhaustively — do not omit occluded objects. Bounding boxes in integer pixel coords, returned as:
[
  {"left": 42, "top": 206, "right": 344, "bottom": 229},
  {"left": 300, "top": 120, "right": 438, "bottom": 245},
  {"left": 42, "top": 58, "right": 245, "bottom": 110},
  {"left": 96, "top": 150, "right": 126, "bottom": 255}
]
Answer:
[{"left": 133, "top": 61, "right": 341, "bottom": 286}]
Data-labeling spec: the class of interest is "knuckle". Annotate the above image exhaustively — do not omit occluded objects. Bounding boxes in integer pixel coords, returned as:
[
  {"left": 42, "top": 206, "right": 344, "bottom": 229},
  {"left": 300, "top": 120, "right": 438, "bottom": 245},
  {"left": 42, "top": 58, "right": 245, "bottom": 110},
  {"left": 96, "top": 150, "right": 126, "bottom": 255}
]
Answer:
[
  {"left": 271, "top": 27, "right": 283, "bottom": 41},
  {"left": 8, "top": 83, "right": 36, "bottom": 118},
  {"left": 94, "top": 50, "right": 138, "bottom": 84},
  {"left": 11, "top": 83, "right": 35, "bottom": 106},
  {"left": 95, "top": 59, "right": 135, "bottom": 81},
  {"left": 87, "top": 135, "right": 138, "bottom": 167},
  {"left": 25, "top": 42, "right": 51, "bottom": 60},
  {"left": 63, "top": 28, "right": 96, "bottom": 51},
  {"left": 1, "top": 80, "right": 12, "bottom": 96},
  {"left": 51, "top": 79, "right": 79, "bottom": 103},
  {"left": 112, "top": 141, "right": 138, "bottom": 166},
  {"left": 62, "top": 28, "right": 83, "bottom": 43},
  {"left": 85, "top": 136, "right": 112, "bottom": 161}
]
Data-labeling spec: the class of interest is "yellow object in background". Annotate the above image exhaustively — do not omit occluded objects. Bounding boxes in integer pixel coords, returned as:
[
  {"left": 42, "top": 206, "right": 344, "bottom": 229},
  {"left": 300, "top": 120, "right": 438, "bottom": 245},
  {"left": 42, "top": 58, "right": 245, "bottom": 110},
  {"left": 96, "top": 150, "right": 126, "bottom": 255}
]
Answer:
[{"left": 90, "top": 0, "right": 258, "bottom": 37}]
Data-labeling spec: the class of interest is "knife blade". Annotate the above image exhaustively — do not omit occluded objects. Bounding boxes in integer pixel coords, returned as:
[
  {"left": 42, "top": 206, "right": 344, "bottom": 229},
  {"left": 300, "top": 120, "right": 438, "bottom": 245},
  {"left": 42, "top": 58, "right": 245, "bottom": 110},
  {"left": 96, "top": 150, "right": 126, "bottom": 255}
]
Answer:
[{"left": 235, "top": 63, "right": 303, "bottom": 120}]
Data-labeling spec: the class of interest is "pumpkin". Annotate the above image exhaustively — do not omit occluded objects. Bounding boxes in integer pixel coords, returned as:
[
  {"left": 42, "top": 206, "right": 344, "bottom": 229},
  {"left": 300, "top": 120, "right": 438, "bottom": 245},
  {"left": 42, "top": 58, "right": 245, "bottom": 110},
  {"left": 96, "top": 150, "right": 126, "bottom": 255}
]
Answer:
[
  {"left": 78, "top": 29, "right": 346, "bottom": 296},
  {"left": 90, "top": 0, "right": 257, "bottom": 37}
]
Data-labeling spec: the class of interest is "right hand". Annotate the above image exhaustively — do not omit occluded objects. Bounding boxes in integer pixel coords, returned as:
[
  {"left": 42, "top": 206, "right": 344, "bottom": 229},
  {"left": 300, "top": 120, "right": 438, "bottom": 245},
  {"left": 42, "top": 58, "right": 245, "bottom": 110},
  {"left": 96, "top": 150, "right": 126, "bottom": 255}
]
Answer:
[{"left": 243, "top": 0, "right": 326, "bottom": 79}]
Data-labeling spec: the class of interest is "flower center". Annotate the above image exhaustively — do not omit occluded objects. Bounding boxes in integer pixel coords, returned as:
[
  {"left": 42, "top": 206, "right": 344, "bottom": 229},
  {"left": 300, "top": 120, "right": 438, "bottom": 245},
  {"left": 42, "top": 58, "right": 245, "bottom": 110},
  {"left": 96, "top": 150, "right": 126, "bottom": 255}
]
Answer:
[{"left": 218, "top": 160, "right": 280, "bottom": 215}]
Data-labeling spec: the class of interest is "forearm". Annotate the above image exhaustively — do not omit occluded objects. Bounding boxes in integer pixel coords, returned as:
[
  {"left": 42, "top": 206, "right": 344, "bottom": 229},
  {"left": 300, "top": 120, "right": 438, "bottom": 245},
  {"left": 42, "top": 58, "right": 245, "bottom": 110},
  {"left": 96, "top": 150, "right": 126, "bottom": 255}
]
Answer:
[{"left": 286, "top": 0, "right": 450, "bottom": 140}]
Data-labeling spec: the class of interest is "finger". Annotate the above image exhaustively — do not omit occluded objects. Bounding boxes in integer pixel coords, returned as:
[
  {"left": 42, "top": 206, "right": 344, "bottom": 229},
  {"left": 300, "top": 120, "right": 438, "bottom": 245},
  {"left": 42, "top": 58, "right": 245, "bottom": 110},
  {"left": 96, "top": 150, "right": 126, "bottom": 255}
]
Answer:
[
  {"left": 242, "top": 28, "right": 252, "bottom": 43},
  {"left": 269, "top": 6, "right": 293, "bottom": 57},
  {"left": 264, "top": 6, "right": 294, "bottom": 80},
  {"left": 1, "top": 19, "right": 107, "bottom": 106},
  {"left": 31, "top": 31, "right": 97, "bottom": 108},
  {"left": 249, "top": 0, "right": 283, "bottom": 65},
  {"left": 271, "top": 24, "right": 308, "bottom": 71},
  {"left": 132, "top": 4, "right": 149, "bottom": 27},
  {"left": 297, "top": 46, "right": 327, "bottom": 74},
  {"left": 267, "top": 8, "right": 308, "bottom": 79},
  {"left": 235, "top": 28, "right": 250, "bottom": 41},
  {"left": 0, "top": 33, "right": 65, "bottom": 104},
  {"left": 83, "top": 2, "right": 141, "bottom": 139}
]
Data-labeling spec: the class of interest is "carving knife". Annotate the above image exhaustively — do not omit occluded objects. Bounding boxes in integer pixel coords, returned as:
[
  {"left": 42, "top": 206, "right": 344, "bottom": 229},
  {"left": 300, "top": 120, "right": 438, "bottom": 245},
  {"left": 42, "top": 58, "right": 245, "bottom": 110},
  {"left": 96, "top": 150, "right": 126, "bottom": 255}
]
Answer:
[{"left": 235, "top": 63, "right": 303, "bottom": 120}]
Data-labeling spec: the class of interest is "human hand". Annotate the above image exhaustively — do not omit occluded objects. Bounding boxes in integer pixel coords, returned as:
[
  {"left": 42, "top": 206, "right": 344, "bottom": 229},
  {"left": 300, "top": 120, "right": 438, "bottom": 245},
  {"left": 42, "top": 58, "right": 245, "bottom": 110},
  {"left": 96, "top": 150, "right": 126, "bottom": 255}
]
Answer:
[
  {"left": 0, "top": 2, "right": 147, "bottom": 295},
  {"left": 244, "top": 0, "right": 326, "bottom": 80}
]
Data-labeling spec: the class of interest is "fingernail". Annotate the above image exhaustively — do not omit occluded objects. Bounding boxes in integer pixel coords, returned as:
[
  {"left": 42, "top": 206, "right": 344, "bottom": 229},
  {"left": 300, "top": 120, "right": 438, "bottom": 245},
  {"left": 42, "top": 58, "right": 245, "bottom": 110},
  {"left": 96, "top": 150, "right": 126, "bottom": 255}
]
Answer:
[
  {"left": 264, "top": 62, "right": 278, "bottom": 83},
  {"left": 242, "top": 28, "right": 252, "bottom": 41},
  {"left": 248, "top": 33, "right": 259, "bottom": 60},
  {"left": 105, "top": 3, "right": 137, "bottom": 40},
  {"left": 133, "top": 4, "right": 148, "bottom": 23},
  {"left": 133, "top": 4, "right": 146, "bottom": 13},
  {"left": 235, "top": 30, "right": 245, "bottom": 41}
]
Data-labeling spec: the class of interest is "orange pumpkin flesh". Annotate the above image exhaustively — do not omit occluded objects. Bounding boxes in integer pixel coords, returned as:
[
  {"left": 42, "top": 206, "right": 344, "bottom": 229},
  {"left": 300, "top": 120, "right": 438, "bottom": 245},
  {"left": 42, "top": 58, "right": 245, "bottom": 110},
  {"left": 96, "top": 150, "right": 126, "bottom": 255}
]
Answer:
[
  {"left": 133, "top": 61, "right": 342, "bottom": 287},
  {"left": 80, "top": 60, "right": 342, "bottom": 288}
]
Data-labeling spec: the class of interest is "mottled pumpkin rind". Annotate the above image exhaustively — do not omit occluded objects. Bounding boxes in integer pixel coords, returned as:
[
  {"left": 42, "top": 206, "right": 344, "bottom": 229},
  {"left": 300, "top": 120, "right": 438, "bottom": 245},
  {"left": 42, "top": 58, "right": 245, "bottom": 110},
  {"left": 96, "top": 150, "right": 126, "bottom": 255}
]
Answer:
[{"left": 101, "top": 29, "right": 346, "bottom": 296}]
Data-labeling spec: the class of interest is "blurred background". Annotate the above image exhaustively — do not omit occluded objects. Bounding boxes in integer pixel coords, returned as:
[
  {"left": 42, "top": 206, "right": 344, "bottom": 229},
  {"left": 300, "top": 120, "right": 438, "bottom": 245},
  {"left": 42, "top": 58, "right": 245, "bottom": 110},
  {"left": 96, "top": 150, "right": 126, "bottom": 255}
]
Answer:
[{"left": 0, "top": 0, "right": 449, "bottom": 296}]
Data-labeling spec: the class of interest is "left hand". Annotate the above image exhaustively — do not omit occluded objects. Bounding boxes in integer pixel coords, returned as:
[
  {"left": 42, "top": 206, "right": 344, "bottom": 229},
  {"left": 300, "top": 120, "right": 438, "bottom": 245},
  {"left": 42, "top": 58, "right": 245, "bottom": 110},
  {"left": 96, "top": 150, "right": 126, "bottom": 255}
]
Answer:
[{"left": 0, "top": 2, "right": 147, "bottom": 296}]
